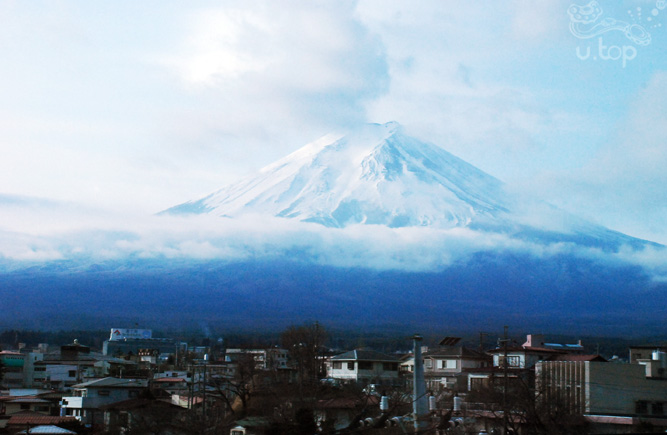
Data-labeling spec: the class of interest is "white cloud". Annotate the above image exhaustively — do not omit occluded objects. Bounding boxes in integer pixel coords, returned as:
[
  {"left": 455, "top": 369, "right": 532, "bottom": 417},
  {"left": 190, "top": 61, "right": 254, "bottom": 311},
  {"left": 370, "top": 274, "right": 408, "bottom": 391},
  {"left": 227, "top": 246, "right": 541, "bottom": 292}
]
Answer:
[
  {"left": 0, "top": 0, "right": 664, "bottom": 256},
  {"left": 1, "top": 201, "right": 663, "bottom": 282}
]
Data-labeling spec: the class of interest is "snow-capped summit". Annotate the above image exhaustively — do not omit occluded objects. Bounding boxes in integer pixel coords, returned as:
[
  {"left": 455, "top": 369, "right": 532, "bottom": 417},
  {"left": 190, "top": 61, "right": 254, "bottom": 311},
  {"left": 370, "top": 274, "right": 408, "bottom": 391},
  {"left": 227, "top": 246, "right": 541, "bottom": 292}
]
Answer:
[{"left": 165, "top": 122, "right": 510, "bottom": 228}]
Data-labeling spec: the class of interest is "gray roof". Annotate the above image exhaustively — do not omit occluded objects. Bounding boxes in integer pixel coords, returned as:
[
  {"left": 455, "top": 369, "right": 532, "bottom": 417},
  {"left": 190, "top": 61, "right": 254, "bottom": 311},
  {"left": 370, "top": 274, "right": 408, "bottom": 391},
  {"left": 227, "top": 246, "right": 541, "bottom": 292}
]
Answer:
[
  {"left": 40, "top": 350, "right": 136, "bottom": 365},
  {"left": 17, "top": 426, "right": 77, "bottom": 434},
  {"left": 423, "top": 346, "right": 488, "bottom": 359},
  {"left": 72, "top": 377, "right": 147, "bottom": 389},
  {"left": 8, "top": 397, "right": 51, "bottom": 403},
  {"left": 330, "top": 350, "right": 399, "bottom": 362}
]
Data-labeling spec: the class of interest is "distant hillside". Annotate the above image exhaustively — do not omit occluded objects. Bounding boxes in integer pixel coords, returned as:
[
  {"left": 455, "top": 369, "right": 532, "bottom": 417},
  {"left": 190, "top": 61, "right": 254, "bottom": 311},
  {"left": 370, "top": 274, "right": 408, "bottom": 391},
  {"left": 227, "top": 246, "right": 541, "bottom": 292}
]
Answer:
[{"left": 1, "top": 253, "right": 665, "bottom": 337}]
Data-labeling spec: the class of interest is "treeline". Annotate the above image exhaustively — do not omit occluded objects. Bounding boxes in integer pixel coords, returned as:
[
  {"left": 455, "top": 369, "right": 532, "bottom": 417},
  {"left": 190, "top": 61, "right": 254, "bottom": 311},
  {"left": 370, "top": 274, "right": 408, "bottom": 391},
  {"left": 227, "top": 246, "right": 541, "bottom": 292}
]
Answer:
[
  {"left": 0, "top": 327, "right": 661, "bottom": 359},
  {"left": 0, "top": 329, "right": 109, "bottom": 349}
]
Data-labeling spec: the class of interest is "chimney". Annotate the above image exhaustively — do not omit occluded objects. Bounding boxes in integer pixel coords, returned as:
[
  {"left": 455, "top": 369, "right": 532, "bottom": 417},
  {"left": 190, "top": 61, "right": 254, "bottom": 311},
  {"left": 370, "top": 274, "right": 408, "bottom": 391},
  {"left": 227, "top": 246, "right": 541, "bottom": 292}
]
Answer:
[
  {"left": 412, "top": 335, "right": 428, "bottom": 430},
  {"left": 523, "top": 334, "right": 544, "bottom": 348}
]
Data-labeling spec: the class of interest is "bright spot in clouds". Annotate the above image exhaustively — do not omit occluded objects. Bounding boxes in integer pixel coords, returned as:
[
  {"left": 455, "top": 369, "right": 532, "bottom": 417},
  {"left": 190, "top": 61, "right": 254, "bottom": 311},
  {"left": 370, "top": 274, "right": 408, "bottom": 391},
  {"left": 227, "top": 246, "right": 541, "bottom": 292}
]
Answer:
[{"left": 0, "top": 0, "right": 665, "bottom": 273}]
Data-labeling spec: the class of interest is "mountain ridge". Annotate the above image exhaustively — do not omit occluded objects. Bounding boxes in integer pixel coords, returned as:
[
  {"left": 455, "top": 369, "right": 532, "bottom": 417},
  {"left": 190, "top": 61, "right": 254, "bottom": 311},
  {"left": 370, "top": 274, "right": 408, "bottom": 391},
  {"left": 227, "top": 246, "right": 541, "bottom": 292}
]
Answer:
[
  {"left": 165, "top": 122, "right": 510, "bottom": 228},
  {"left": 164, "top": 122, "right": 659, "bottom": 251}
]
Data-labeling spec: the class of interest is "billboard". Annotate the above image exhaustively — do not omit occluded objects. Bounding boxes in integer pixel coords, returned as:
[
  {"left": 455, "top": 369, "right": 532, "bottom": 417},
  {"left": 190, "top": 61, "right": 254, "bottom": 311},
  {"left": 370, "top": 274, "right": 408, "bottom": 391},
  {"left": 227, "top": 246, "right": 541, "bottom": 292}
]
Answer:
[{"left": 109, "top": 328, "right": 152, "bottom": 341}]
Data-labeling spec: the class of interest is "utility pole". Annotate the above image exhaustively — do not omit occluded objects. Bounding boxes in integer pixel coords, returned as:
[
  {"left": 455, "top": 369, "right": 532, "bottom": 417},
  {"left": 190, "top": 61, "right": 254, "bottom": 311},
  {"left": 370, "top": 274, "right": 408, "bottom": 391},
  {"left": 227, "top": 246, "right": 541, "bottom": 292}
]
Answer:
[
  {"left": 502, "top": 326, "right": 509, "bottom": 435},
  {"left": 479, "top": 332, "right": 489, "bottom": 352},
  {"left": 203, "top": 358, "right": 208, "bottom": 421}
]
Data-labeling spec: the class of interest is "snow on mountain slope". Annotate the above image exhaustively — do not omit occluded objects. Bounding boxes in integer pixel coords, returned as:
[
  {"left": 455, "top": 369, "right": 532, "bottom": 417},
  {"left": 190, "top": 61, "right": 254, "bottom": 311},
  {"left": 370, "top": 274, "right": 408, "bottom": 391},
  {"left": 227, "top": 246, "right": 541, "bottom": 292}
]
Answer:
[{"left": 166, "top": 122, "right": 510, "bottom": 228}]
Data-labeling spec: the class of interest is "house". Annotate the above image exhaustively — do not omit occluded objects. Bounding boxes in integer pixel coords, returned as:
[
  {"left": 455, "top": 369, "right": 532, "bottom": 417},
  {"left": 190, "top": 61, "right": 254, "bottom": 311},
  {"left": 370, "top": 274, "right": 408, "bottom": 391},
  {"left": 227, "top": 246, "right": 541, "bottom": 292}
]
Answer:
[
  {"left": 422, "top": 345, "right": 491, "bottom": 392},
  {"left": 629, "top": 343, "right": 667, "bottom": 363},
  {"left": 0, "top": 390, "right": 63, "bottom": 417},
  {"left": 101, "top": 397, "right": 191, "bottom": 434},
  {"left": 29, "top": 340, "right": 136, "bottom": 391},
  {"left": 2, "top": 397, "right": 55, "bottom": 416},
  {"left": 465, "top": 334, "right": 583, "bottom": 392},
  {"left": 151, "top": 376, "right": 189, "bottom": 395},
  {"left": 314, "top": 395, "right": 380, "bottom": 431},
  {"left": 329, "top": 350, "right": 400, "bottom": 385},
  {"left": 60, "top": 377, "right": 148, "bottom": 426},
  {"left": 487, "top": 334, "right": 571, "bottom": 370},
  {"left": 1, "top": 412, "right": 80, "bottom": 435},
  {"left": 225, "top": 348, "right": 289, "bottom": 371}
]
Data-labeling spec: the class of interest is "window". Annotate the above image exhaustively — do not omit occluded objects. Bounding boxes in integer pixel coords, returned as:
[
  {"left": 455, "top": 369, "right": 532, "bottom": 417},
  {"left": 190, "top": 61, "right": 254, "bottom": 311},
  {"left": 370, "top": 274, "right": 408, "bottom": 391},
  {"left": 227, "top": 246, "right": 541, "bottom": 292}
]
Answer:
[
  {"left": 383, "top": 363, "right": 398, "bottom": 371},
  {"left": 347, "top": 362, "right": 354, "bottom": 371},
  {"left": 437, "top": 359, "right": 457, "bottom": 369},
  {"left": 20, "top": 404, "right": 30, "bottom": 410},
  {"left": 424, "top": 359, "right": 433, "bottom": 369},
  {"left": 499, "top": 356, "right": 521, "bottom": 368},
  {"left": 470, "top": 377, "right": 488, "bottom": 390},
  {"left": 68, "top": 370, "right": 77, "bottom": 377},
  {"left": 652, "top": 402, "right": 664, "bottom": 415},
  {"left": 358, "top": 361, "right": 373, "bottom": 370},
  {"left": 636, "top": 401, "right": 648, "bottom": 414},
  {"left": 332, "top": 362, "right": 342, "bottom": 370},
  {"left": 97, "top": 390, "right": 110, "bottom": 397}
]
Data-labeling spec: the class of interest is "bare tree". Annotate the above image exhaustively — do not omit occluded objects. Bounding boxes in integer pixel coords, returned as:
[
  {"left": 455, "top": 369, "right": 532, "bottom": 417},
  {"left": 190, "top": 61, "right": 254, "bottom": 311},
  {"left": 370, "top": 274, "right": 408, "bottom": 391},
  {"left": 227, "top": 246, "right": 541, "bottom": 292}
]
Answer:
[
  {"left": 466, "top": 371, "right": 589, "bottom": 435},
  {"left": 209, "top": 353, "right": 259, "bottom": 418},
  {"left": 280, "top": 322, "right": 328, "bottom": 388}
]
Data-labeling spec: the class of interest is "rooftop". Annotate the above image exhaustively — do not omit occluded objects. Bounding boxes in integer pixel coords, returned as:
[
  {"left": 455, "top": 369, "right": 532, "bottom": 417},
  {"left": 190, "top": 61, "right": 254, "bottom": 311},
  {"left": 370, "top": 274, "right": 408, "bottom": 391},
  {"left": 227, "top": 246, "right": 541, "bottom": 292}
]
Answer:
[
  {"left": 330, "top": 350, "right": 399, "bottom": 362},
  {"left": 546, "top": 354, "right": 607, "bottom": 362},
  {"left": 72, "top": 377, "right": 147, "bottom": 389},
  {"left": 17, "top": 425, "right": 77, "bottom": 434},
  {"left": 423, "top": 346, "right": 489, "bottom": 359}
]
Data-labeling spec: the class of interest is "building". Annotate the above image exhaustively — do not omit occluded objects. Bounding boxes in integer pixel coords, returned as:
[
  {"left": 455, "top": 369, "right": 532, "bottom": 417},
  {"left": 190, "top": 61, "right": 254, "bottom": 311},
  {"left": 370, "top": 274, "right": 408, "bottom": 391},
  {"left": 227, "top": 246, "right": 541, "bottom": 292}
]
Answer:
[
  {"left": 60, "top": 377, "right": 148, "bottom": 426},
  {"left": 1, "top": 413, "right": 80, "bottom": 434},
  {"left": 29, "top": 340, "right": 136, "bottom": 390},
  {"left": 465, "top": 334, "right": 585, "bottom": 392},
  {"left": 422, "top": 345, "right": 491, "bottom": 392},
  {"left": 629, "top": 342, "right": 667, "bottom": 363},
  {"left": 101, "top": 397, "right": 190, "bottom": 434},
  {"left": 536, "top": 357, "right": 667, "bottom": 431},
  {"left": 225, "top": 348, "right": 289, "bottom": 371},
  {"left": 103, "top": 328, "right": 182, "bottom": 361},
  {"left": 329, "top": 350, "right": 400, "bottom": 385},
  {"left": 0, "top": 351, "right": 26, "bottom": 388}
]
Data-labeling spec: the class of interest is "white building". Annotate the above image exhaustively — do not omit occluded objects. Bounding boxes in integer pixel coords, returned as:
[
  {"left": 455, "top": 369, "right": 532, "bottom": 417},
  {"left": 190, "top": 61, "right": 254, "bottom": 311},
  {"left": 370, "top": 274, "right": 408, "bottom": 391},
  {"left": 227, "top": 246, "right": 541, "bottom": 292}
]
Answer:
[{"left": 329, "top": 350, "right": 399, "bottom": 385}]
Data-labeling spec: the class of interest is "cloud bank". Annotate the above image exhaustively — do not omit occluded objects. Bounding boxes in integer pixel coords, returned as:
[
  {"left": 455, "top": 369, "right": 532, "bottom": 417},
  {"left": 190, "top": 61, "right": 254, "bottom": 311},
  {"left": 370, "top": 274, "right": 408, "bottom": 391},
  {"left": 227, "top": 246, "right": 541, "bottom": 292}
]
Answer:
[{"left": 0, "top": 199, "right": 664, "bottom": 282}]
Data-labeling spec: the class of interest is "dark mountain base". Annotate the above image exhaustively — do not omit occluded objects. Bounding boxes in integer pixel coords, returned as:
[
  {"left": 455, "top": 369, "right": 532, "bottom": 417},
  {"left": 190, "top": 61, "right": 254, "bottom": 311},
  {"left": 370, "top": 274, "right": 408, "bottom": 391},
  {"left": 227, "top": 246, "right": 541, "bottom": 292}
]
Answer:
[{"left": 1, "top": 252, "right": 665, "bottom": 337}]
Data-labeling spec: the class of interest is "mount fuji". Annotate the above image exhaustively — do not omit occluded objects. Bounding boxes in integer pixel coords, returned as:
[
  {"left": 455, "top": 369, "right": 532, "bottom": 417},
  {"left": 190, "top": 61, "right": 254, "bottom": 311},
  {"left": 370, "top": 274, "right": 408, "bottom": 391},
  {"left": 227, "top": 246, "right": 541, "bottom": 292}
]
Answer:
[
  {"left": 1, "top": 122, "right": 665, "bottom": 334},
  {"left": 165, "top": 122, "right": 649, "bottom": 250}
]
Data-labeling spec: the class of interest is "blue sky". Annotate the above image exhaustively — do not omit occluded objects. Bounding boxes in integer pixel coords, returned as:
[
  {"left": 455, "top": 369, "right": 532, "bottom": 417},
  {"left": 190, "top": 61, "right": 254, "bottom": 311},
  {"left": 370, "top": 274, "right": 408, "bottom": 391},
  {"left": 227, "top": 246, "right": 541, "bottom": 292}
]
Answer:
[{"left": 1, "top": 0, "right": 666, "bottom": 258}]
